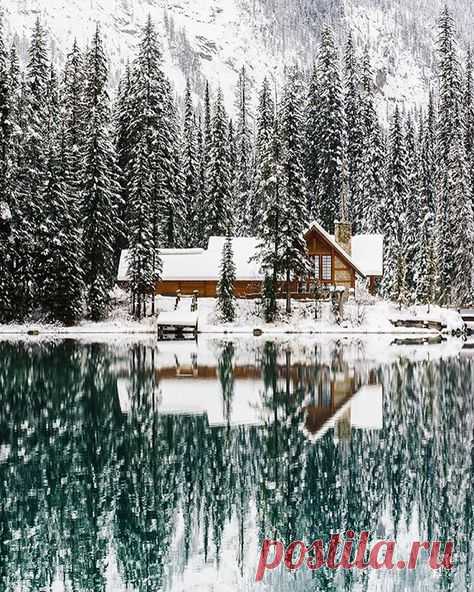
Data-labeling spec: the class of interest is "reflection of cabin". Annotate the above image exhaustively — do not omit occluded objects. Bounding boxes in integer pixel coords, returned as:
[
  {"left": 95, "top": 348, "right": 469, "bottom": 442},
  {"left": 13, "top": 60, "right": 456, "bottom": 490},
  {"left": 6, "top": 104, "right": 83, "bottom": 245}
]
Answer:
[
  {"left": 302, "top": 370, "right": 381, "bottom": 440},
  {"left": 116, "top": 354, "right": 383, "bottom": 436},
  {"left": 117, "top": 221, "right": 384, "bottom": 297}
]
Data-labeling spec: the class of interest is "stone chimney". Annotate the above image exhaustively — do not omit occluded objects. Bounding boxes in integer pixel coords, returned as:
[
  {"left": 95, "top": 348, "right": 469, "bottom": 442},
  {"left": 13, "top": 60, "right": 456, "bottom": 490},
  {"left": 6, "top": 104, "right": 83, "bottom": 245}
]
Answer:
[
  {"left": 335, "top": 160, "right": 352, "bottom": 256},
  {"left": 335, "top": 220, "right": 352, "bottom": 256}
]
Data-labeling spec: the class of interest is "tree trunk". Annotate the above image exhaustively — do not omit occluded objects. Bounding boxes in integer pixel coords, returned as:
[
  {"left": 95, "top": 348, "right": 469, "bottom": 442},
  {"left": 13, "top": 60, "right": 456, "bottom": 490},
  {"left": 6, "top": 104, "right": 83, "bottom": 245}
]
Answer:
[{"left": 286, "top": 268, "right": 291, "bottom": 314}]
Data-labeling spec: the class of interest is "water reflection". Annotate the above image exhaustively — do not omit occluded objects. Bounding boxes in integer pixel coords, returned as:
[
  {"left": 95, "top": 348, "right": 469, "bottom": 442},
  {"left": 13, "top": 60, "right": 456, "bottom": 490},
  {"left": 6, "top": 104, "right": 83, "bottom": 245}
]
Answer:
[{"left": 0, "top": 338, "right": 472, "bottom": 591}]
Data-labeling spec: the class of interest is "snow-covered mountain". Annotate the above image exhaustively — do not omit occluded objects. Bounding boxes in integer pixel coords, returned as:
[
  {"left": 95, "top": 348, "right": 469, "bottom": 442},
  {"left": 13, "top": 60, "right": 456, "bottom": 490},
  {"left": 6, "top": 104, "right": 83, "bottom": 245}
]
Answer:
[{"left": 2, "top": 0, "right": 474, "bottom": 113}]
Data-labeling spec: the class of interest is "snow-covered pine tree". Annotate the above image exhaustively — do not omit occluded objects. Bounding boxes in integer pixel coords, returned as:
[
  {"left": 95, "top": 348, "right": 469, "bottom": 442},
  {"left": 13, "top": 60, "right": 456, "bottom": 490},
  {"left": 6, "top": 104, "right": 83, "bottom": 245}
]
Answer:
[
  {"left": 404, "top": 113, "right": 421, "bottom": 296},
  {"left": 195, "top": 113, "right": 207, "bottom": 247},
  {"left": 305, "top": 64, "right": 319, "bottom": 219},
  {"left": 82, "top": 26, "right": 121, "bottom": 320},
  {"left": 463, "top": 47, "right": 474, "bottom": 201},
  {"left": 227, "top": 118, "right": 237, "bottom": 197},
  {"left": 217, "top": 235, "right": 236, "bottom": 322},
  {"left": 207, "top": 87, "right": 233, "bottom": 236},
  {"left": 435, "top": 8, "right": 465, "bottom": 302},
  {"left": 0, "top": 17, "right": 11, "bottom": 205},
  {"left": 255, "top": 114, "right": 285, "bottom": 322},
  {"left": 357, "top": 47, "right": 386, "bottom": 233},
  {"left": 344, "top": 32, "right": 364, "bottom": 225},
  {"left": 419, "top": 90, "right": 438, "bottom": 218},
  {"left": 234, "top": 66, "right": 254, "bottom": 233},
  {"left": 315, "top": 25, "right": 345, "bottom": 232},
  {"left": 40, "top": 139, "right": 85, "bottom": 325},
  {"left": 0, "top": 20, "right": 14, "bottom": 321},
  {"left": 130, "top": 16, "right": 184, "bottom": 250},
  {"left": 24, "top": 18, "right": 49, "bottom": 202},
  {"left": 253, "top": 77, "right": 275, "bottom": 233},
  {"left": 10, "top": 18, "right": 51, "bottom": 314},
  {"left": 1, "top": 44, "right": 31, "bottom": 322},
  {"left": 279, "top": 67, "right": 309, "bottom": 313},
  {"left": 437, "top": 6, "right": 461, "bottom": 167},
  {"left": 61, "top": 40, "right": 85, "bottom": 195},
  {"left": 415, "top": 210, "right": 437, "bottom": 306},
  {"left": 114, "top": 62, "right": 133, "bottom": 253},
  {"left": 182, "top": 80, "right": 200, "bottom": 247},
  {"left": 159, "top": 81, "right": 185, "bottom": 248},
  {"left": 444, "top": 128, "right": 473, "bottom": 305},
  {"left": 382, "top": 106, "right": 409, "bottom": 301},
  {"left": 128, "top": 134, "right": 162, "bottom": 319},
  {"left": 203, "top": 80, "right": 212, "bottom": 161}
]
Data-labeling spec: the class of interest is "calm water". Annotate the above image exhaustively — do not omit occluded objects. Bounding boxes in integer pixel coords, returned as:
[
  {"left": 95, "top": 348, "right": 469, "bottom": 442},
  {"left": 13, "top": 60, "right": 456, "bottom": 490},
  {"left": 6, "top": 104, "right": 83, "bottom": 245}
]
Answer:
[{"left": 0, "top": 337, "right": 472, "bottom": 592}]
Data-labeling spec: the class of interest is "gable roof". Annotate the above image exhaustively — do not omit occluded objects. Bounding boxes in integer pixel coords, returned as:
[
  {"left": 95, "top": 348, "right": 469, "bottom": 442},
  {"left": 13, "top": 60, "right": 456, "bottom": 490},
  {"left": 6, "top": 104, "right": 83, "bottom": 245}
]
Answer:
[{"left": 304, "top": 220, "right": 384, "bottom": 277}]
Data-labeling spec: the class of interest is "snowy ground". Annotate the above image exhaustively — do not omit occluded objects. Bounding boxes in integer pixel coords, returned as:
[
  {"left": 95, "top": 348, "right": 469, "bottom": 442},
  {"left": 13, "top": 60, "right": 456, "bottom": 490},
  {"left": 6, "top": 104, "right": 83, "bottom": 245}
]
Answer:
[{"left": 0, "top": 290, "right": 465, "bottom": 336}]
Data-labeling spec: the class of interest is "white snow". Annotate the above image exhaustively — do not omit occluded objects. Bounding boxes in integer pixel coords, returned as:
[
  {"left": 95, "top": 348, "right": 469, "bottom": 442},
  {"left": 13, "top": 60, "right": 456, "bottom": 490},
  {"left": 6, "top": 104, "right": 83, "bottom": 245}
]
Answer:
[
  {"left": 157, "top": 310, "right": 199, "bottom": 327},
  {"left": 119, "top": 238, "right": 261, "bottom": 282},
  {"left": 0, "top": 295, "right": 465, "bottom": 337},
  {"left": 0, "top": 201, "right": 11, "bottom": 222},
  {"left": 348, "top": 234, "right": 384, "bottom": 276}
]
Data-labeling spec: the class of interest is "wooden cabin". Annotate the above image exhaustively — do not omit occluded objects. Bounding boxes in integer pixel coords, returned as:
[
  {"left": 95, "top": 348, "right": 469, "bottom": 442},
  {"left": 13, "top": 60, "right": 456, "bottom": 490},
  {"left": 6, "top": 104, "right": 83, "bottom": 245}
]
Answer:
[{"left": 117, "top": 221, "right": 384, "bottom": 298}]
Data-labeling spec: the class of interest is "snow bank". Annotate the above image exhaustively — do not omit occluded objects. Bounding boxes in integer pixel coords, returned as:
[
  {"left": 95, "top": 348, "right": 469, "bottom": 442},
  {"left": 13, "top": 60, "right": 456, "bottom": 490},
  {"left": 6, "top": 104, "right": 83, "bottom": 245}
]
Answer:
[{"left": 0, "top": 295, "right": 465, "bottom": 337}]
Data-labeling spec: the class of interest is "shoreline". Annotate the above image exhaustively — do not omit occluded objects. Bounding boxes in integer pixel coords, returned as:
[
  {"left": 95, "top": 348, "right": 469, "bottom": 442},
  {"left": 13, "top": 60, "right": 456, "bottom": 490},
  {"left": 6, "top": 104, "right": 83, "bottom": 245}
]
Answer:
[{"left": 0, "top": 328, "right": 458, "bottom": 336}]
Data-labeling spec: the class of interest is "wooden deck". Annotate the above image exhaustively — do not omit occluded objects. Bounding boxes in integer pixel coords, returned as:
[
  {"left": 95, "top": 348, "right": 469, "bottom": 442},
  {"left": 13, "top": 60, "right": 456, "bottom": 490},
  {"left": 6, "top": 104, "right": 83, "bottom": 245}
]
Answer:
[{"left": 157, "top": 311, "right": 199, "bottom": 340}]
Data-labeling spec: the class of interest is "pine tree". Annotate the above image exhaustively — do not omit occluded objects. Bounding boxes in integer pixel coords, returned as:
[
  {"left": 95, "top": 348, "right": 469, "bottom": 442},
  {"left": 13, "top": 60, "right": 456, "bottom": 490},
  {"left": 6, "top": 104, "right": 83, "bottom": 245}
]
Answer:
[
  {"left": 114, "top": 62, "right": 133, "bottom": 252},
  {"left": 404, "top": 113, "right": 420, "bottom": 296},
  {"left": 382, "top": 106, "right": 408, "bottom": 301},
  {"left": 217, "top": 235, "right": 236, "bottom": 322},
  {"left": 227, "top": 118, "right": 237, "bottom": 195},
  {"left": 344, "top": 32, "right": 363, "bottom": 223},
  {"left": 435, "top": 7, "right": 464, "bottom": 303},
  {"left": 195, "top": 113, "right": 207, "bottom": 247},
  {"left": 40, "top": 143, "right": 85, "bottom": 324},
  {"left": 279, "top": 68, "right": 309, "bottom": 313},
  {"left": 437, "top": 6, "right": 461, "bottom": 166},
  {"left": 61, "top": 40, "right": 85, "bottom": 195},
  {"left": 357, "top": 47, "right": 386, "bottom": 233},
  {"left": 182, "top": 80, "right": 200, "bottom": 246},
  {"left": 207, "top": 88, "right": 233, "bottom": 236},
  {"left": 0, "top": 17, "right": 11, "bottom": 204},
  {"left": 444, "top": 130, "right": 473, "bottom": 305},
  {"left": 463, "top": 47, "right": 474, "bottom": 202},
  {"left": 415, "top": 214, "right": 437, "bottom": 306},
  {"left": 128, "top": 16, "right": 183, "bottom": 254},
  {"left": 128, "top": 134, "right": 162, "bottom": 319},
  {"left": 82, "top": 26, "right": 121, "bottom": 320},
  {"left": 314, "top": 25, "right": 345, "bottom": 232},
  {"left": 159, "top": 82, "right": 185, "bottom": 248},
  {"left": 0, "top": 21, "right": 15, "bottom": 323},
  {"left": 420, "top": 91, "right": 438, "bottom": 218},
  {"left": 255, "top": 115, "right": 285, "bottom": 321},
  {"left": 253, "top": 77, "right": 275, "bottom": 232},
  {"left": 234, "top": 66, "right": 253, "bottom": 233},
  {"left": 305, "top": 64, "right": 319, "bottom": 218}
]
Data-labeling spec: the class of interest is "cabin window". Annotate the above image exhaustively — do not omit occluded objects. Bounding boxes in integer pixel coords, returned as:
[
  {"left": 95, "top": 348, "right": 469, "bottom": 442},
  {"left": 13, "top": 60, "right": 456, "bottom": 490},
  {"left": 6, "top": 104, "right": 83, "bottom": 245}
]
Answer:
[
  {"left": 313, "top": 256, "right": 320, "bottom": 279},
  {"left": 321, "top": 256, "right": 332, "bottom": 281},
  {"left": 310, "top": 255, "right": 333, "bottom": 282}
]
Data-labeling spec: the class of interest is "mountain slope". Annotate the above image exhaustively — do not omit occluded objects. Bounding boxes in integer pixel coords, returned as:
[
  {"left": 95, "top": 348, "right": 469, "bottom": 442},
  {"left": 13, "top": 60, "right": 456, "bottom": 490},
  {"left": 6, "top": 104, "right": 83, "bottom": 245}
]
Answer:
[{"left": 1, "top": 0, "right": 472, "bottom": 112}]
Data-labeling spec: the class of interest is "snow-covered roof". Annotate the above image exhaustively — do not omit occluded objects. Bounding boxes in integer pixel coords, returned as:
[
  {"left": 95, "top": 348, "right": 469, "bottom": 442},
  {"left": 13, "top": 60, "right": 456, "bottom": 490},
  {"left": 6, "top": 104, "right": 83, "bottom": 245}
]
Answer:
[
  {"left": 118, "top": 237, "right": 261, "bottom": 282},
  {"left": 350, "top": 234, "right": 384, "bottom": 277},
  {"left": 117, "top": 229, "right": 384, "bottom": 283}
]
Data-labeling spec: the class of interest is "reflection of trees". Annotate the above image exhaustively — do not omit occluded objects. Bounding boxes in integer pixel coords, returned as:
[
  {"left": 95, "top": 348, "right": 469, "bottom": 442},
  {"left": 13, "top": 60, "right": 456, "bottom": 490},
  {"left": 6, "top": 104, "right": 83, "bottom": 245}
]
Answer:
[{"left": 0, "top": 340, "right": 472, "bottom": 591}]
